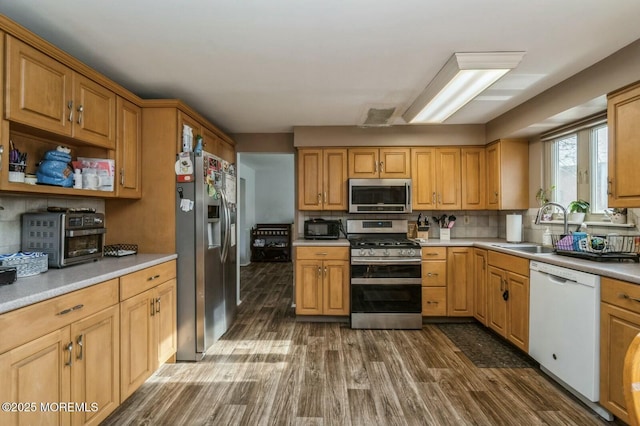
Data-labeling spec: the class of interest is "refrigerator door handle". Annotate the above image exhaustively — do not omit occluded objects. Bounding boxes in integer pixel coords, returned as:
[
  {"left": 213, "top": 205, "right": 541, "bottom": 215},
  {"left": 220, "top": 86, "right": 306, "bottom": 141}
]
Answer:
[{"left": 220, "top": 190, "right": 231, "bottom": 262}]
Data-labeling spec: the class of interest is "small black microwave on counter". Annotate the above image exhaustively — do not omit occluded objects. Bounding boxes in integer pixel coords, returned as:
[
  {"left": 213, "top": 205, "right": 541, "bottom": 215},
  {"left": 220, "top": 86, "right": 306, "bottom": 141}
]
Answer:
[{"left": 304, "top": 219, "right": 342, "bottom": 240}]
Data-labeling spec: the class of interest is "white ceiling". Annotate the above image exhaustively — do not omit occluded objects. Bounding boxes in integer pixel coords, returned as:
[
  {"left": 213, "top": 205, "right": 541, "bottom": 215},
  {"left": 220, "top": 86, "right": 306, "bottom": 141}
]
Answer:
[{"left": 2, "top": 1, "right": 640, "bottom": 134}]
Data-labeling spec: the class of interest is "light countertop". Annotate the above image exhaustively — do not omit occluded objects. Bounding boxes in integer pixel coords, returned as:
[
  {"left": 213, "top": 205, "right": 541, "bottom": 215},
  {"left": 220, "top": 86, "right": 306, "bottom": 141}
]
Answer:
[
  {"left": 292, "top": 238, "right": 351, "bottom": 247},
  {"left": 0, "top": 254, "right": 177, "bottom": 315}
]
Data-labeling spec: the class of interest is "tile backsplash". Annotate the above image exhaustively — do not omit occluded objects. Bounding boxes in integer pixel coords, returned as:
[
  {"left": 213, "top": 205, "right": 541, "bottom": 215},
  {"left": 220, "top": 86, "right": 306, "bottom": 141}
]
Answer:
[{"left": 0, "top": 195, "right": 104, "bottom": 254}]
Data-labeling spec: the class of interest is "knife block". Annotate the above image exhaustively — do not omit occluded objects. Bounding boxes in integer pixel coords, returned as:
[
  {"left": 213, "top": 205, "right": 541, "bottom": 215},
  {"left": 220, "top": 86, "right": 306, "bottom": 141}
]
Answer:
[{"left": 417, "top": 226, "right": 429, "bottom": 240}]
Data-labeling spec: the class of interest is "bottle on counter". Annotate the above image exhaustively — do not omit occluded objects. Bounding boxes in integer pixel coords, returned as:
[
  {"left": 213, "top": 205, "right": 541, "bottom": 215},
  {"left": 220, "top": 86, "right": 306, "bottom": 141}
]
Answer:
[{"left": 542, "top": 227, "right": 552, "bottom": 247}]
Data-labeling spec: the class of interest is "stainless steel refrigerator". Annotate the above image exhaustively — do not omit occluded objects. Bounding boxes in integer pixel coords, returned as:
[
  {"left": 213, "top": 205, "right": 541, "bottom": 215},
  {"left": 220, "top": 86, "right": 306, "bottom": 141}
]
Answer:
[{"left": 175, "top": 151, "right": 237, "bottom": 361}]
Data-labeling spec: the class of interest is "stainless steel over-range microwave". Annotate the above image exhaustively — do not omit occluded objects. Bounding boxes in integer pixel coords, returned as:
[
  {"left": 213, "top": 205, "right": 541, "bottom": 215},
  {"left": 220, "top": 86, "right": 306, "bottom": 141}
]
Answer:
[{"left": 348, "top": 178, "right": 412, "bottom": 214}]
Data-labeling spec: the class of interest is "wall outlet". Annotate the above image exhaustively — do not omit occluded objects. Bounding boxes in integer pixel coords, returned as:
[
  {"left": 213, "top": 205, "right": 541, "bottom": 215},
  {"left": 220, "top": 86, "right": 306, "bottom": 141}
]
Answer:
[{"left": 464, "top": 215, "right": 470, "bottom": 225}]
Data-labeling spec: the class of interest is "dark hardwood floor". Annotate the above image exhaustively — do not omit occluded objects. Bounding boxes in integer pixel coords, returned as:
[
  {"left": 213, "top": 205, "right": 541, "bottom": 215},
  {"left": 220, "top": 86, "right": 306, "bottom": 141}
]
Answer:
[{"left": 103, "top": 262, "right": 617, "bottom": 425}]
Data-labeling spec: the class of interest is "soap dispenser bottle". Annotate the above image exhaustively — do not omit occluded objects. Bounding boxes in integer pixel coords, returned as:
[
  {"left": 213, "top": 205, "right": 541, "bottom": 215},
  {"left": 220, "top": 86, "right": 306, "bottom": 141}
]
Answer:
[{"left": 542, "top": 227, "right": 552, "bottom": 247}]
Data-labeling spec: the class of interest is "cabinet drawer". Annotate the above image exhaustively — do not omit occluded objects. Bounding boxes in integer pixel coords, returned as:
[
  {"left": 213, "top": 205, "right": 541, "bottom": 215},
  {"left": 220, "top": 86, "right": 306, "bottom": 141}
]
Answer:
[
  {"left": 421, "top": 247, "right": 446, "bottom": 260},
  {"left": 120, "top": 260, "right": 177, "bottom": 301},
  {"left": 488, "top": 251, "right": 529, "bottom": 276},
  {"left": 0, "top": 279, "right": 119, "bottom": 354},
  {"left": 602, "top": 277, "right": 640, "bottom": 314},
  {"left": 422, "top": 287, "right": 447, "bottom": 316},
  {"left": 421, "top": 261, "right": 446, "bottom": 286},
  {"left": 296, "top": 246, "right": 349, "bottom": 261}
]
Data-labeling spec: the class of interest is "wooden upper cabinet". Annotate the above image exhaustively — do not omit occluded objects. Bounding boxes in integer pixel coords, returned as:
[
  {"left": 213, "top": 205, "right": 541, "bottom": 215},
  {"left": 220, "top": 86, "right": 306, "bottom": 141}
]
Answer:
[
  {"left": 411, "top": 147, "right": 437, "bottom": 210},
  {"left": 298, "top": 148, "right": 347, "bottom": 211},
  {"left": 73, "top": 73, "right": 116, "bottom": 147},
  {"left": 486, "top": 139, "right": 528, "bottom": 210},
  {"left": 461, "top": 147, "right": 486, "bottom": 210},
  {"left": 219, "top": 140, "right": 235, "bottom": 163},
  {"left": 6, "top": 35, "right": 73, "bottom": 136},
  {"left": 435, "top": 147, "right": 461, "bottom": 210},
  {"left": 116, "top": 97, "right": 142, "bottom": 198},
  {"left": 379, "top": 148, "right": 411, "bottom": 178},
  {"left": 348, "top": 147, "right": 410, "bottom": 178},
  {"left": 202, "top": 126, "right": 221, "bottom": 157},
  {"left": 323, "top": 148, "right": 348, "bottom": 210},
  {"left": 6, "top": 36, "right": 116, "bottom": 148},
  {"left": 607, "top": 83, "right": 640, "bottom": 207}
]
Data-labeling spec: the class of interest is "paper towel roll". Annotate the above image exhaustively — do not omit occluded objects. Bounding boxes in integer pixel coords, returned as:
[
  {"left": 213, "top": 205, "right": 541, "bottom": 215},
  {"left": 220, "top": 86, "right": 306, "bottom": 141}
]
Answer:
[{"left": 506, "top": 214, "right": 522, "bottom": 243}]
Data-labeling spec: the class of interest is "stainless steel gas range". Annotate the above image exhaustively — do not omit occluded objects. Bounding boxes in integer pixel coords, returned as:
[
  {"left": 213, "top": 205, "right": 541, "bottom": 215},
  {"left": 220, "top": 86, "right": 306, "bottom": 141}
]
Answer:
[{"left": 347, "top": 219, "right": 422, "bottom": 329}]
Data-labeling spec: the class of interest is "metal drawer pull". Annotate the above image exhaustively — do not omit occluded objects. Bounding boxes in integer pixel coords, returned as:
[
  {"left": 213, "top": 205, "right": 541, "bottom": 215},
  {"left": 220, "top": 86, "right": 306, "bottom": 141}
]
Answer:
[
  {"left": 65, "top": 342, "right": 73, "bottom": 366},
  {"left": 426, "top": 272, "right": 439, "bottom": 277},
  {"left": 57, "top": 304, "right": 84, "bottom": 316},
  {"left": 147, "top": 274, "right": 161, "bottom": 281},
  {"left": 424, "top": 253, "right": 439, "bottom": 256},
  {"left": 316, "top": 252, "right": 328, "bottom": 256},
  {"left": 77, "top": 104, "right": 84, "bottom": 124},
  {"left": 620, "top": 293, "right": 640, "bottom": 303},
  {"left": 77, "top": 334, "right": 84, "bottom": 360}
]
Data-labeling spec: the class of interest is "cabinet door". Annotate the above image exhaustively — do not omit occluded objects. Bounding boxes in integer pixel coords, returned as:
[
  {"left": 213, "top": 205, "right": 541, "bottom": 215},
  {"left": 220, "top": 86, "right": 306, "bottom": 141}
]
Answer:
[
  {"left": 70, "top": 305, "right": 120, "bottom": 426},
  {"left": 348, "top": 148, "right": 379, "bottom": 178},
  {"left": 422, "top": 287, "right": 447, "bottom": 316},
  {"left": 323, "top": 148, "right": 348, "bottom": 210},
  {"left": 6, "top": 36, "right": 73, "bottom": 136},
  {"left": 202, "top": 126, "right": 221, "bottom": 157},
  {"left": 156, "top": 279, "right": 177, "bottom": 365},
  {"left": 219, "top": 140, "right": 235, "bottom": 163},
  {"left": 411, "top": 148, "right": 437, "bottom": 210},
  {"left": 473, "top": 249, "right": 488, "bottom": 325},
  {"left": 120, "top": 289, "right": 155, "bottom": 401},
  {"left": 421, "top": 260, "right": 446, "bottom": 287},
  {"left": 72, "top": 73, "right": 116, "bottom": 148},
  {"left": 379, "top": 148, "right": 411, "bottom": 178},
  {"left": 435, "top": 148, "right": 461, "bottom": 210},
  {"left": 447, "top": 247, "right": 473, "bottom": 316},
  {"left": 506, "top": 272, "right": 529, "bottom": 352},
  {"left": 461, "top": 147, "right": 486, "bottom": 210},
  {"left": 607, "top": 84, "right": 640, "bottom": 207},
  {"left": 322, "top": 260, "right": 350, "bottom": 315},
  {"left": 486, "top": 142, "right": 500, "bottom": 209},
  {"left": 298, "top": 148, "right": 323, "bottom": 210},
  {"left": 0, "top": 327, "right": 71, "bottom": 426},
  {"left": 295, "top": 260, "right": 323, "bottom": 315},
  {"left": 487, "top": 266, "right": 507, "bottom": 337},
  {"left": 116, "top": 97, "right": 142, "bottom": 198},
  {"left": 600, "top": 302, "right": 640, "bottom": 423}
]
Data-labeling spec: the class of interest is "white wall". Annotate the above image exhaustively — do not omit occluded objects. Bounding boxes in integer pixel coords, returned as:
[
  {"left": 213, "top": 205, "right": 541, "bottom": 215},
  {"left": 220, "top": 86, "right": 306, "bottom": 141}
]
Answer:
[
  {"left": 255, "top": 163, "right": 294, "bottom": 224},
  {"left": 238, "top": 161, "right": 256, "bottom": 266}
]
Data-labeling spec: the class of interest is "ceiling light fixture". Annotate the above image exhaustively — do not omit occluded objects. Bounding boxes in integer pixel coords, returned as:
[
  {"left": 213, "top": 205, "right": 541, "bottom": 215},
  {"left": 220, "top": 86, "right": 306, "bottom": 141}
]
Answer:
[{"left": 403, "top": 51, "right": 526, "bottom": 124}]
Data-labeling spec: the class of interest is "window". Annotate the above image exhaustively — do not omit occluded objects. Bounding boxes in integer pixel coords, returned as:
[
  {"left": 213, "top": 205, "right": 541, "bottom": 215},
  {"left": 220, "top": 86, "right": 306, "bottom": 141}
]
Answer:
[{"left": 543, "top": 114, "right": 608, "bottom": 216}]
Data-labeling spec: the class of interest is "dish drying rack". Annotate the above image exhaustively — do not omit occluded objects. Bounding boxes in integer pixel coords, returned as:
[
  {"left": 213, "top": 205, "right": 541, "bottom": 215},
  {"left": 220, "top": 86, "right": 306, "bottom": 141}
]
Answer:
[{"left": 551, "top": 234, "right": 640, "bottom": 262}]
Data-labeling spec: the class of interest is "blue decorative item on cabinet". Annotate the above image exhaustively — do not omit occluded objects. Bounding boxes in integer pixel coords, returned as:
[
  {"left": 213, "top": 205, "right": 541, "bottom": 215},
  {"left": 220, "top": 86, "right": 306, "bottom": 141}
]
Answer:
[{"left": 36, "top": 149, "right": 74, "bottom": 187}]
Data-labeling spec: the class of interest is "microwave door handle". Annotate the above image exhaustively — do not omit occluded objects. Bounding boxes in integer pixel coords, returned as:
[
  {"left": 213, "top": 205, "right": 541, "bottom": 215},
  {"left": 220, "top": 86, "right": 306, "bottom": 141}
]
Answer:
[{"left": 406, "top": 182, "right": 411, "bottom": 211}]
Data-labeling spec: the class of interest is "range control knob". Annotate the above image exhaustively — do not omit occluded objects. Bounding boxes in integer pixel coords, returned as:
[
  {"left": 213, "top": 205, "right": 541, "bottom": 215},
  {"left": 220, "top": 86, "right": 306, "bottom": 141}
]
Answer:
[
  {"left": 383, "top": 249, "right": 390, "bottom": 256},
  {"left": 408, "top": 249, "right": 416, "bottom": 257},
  {"left": 359, "top": 248, "right": 366, "bottom": 256},
  {"left": 399, "top": 249, "right": 406, "bottom": 256},
  {"left": 368, "top": 248, "right": 375, "bottom": 256}
]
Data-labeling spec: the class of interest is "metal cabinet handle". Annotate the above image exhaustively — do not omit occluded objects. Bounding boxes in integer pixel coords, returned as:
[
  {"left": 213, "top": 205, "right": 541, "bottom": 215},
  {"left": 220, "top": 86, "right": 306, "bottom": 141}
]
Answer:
[
  {"left": 426, "top": 300, "right": 439, "bottom": 305},
  {"left": 317, "top": 193, "right": 322, "bottom": 204},
  {"left": 77, "top": 104, "right": 84, "bottom": 124},
  {"left": 77, "top": 334, "right": 84, "bottom": 360},
  {"left": 324, "top": 192, "right": 327, "bottom": 204},
  {"left": 156, "top": 297, "right": 161, "bottom": 313},
  {"left": 379, "top": 161, "right": 384, "bottom": 172},
  {"left": 68, "top": 101, "right": 74, "bottom": 121},
  {"left": 426, "top": 272, "right": 439, "bottom": 277},
  {"left": 620, "top": 293, "right": 640, "bottom": 303},
  {"left": 57, "top": 304, "right": 84, "bottom": 316},
  {"left": 607, "top": 178, "right": 613, "bottom": 196},
  {"left": 316, "top": 252, "right": 328, "bottom": 256},
  {"left": 424, "top": 252, "right": 439, "bottom": 256},
  {"left": 432, "top": 192, "right": 436, "bottom": 205},
  {"left": 324, "top": 266, "right": 327, "bottom": 276},
  {"left": 317, "top": 266, "right": 322, "bottom": 277},
  {"left": 65, "top": 342, "right": 73, "bottom": 366},
  {"left": 147, "top": 274, "right": 161, "bottom": 281},
  {"left": 120, "top": 168, "right": 125, "bottom": 186}
]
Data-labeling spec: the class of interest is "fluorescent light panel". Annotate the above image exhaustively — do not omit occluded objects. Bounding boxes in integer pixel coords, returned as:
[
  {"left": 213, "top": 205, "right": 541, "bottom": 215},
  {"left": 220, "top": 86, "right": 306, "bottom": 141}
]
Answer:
[{"left": 404, "top": 52, "right": 525, "bottom": 124}]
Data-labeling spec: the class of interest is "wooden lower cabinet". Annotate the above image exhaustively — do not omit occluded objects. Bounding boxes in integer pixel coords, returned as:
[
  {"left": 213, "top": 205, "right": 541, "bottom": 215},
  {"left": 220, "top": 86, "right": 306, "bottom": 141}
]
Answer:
[
  {"left": 295, "top": 247, "right": 349, "bottom": 316},
  {"left": 120, "top": 276, "right": 177, "bottom": 401},
  {"left": 447, "top": 247, "right": 473, "bottom": 316},
  {"left": 600, "top": 276, "right": 640, "bottom": 423},
  {"left": 473, "top": 249, "right": 488, "bottom": 325},
  {"left": 486, "top": 251, "right": 529, "bottom": 352},
  {"left": 0, "top": 305, "right": 120, "bottom": 426},
  {"left": 421, "top": 247, "right": 447, "bottom": 316}
]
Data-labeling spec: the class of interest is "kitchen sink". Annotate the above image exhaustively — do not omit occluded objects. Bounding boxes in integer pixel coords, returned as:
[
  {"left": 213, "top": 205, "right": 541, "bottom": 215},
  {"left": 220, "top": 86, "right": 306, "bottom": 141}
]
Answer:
[{"left": 491, "top": 244, "right": 555, "bottom": 254}]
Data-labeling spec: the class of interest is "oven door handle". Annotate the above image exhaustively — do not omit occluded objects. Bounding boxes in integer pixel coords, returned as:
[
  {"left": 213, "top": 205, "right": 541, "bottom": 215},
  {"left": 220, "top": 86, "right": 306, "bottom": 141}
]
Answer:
[
  {"left": 66, "top": 228, "right": 107, "bottom": 237},
  {"left": 351, "top": 258, "right": 421, "bottom": 265}
]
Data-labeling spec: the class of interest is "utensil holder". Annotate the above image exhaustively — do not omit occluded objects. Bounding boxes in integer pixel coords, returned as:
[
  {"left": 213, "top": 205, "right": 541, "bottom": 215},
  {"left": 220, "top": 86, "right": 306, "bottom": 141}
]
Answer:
[{"left": 440, "top": 228, "right": 450, "bottom": 240}]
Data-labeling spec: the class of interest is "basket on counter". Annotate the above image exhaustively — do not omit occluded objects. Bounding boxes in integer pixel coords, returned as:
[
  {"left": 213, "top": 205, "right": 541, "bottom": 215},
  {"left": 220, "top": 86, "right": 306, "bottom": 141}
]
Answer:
[
  {"left": 550, "top": 233, "right": 640, "bottom": 262},
  {"left": 104, "top": 244, "right": 138, "bottom": 257},
  {"left": 0, "top": 252, "right": 48, "bottom": 277}
]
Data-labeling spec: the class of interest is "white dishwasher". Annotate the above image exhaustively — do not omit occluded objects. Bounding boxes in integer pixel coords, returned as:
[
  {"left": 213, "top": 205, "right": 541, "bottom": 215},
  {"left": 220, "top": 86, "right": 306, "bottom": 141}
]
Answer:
[{"left": 529, "top": 260, "right": 612, "bottom": 420}]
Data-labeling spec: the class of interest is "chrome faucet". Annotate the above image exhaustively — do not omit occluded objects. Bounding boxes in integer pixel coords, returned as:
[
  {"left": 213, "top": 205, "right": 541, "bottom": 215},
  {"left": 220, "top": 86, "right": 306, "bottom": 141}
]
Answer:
[{"left": 535, "top": 202, "right": 569, "bottom": 235}]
